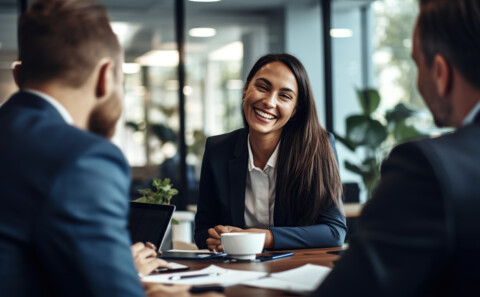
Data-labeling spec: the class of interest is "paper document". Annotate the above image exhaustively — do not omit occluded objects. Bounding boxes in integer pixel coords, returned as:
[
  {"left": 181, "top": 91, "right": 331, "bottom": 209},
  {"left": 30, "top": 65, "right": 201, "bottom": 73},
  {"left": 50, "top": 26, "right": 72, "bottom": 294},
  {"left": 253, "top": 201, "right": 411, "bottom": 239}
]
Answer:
[
  {"left": 166, "top": 262, "right": 188, "bottom": 269},
  {"left": 242, "top": 264, "right": 331, "bottom": 294},
  {"left": 166, "top": 249, "right": 215, "bottom": 253},
  {"left": 142, "top": 264, "right": 267, "bottom": 286}
]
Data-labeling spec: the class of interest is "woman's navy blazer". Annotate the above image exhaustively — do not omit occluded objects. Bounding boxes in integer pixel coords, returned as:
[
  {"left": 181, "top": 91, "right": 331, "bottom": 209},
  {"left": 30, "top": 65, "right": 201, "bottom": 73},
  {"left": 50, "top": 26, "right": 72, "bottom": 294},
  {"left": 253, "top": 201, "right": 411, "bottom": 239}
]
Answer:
[{"left": 194, "top": 128, "right": 347, "bottom": 250}]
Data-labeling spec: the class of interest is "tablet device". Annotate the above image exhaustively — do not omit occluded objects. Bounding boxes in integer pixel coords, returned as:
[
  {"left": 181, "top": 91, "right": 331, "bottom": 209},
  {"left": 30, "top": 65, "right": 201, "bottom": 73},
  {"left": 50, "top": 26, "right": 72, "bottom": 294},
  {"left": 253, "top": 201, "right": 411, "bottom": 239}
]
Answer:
[
  {"left": 128, "top": 202, "right": 175, "bottom": 250},
  {"left": 159, "top": 251, "right": 227, "bottom": 261},
  {"left": 326, "top": 250, "right": 346, "bottom": 256},
  {"left": 256, "top": 252, "right": 294, "bottom": 262}
]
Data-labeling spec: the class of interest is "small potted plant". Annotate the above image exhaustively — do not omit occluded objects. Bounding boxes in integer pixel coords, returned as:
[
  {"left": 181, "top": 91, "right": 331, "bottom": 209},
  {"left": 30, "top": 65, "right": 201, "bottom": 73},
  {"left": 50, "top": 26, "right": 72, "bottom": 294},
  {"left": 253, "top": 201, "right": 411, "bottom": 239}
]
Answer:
[{"left": 134, "top": 178, "right": 179, "bottom": 225}]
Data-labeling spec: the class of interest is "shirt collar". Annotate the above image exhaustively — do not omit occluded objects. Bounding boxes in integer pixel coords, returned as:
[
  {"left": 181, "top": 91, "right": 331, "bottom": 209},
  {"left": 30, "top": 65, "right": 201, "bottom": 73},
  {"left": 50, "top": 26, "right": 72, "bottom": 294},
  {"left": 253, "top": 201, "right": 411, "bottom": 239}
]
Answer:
[
  {"left": 462, "top": 100, "right": 480, "bottom": 126},
  {"left": 247, "top": 134, "right": 280, "bottom": 172},
  {"left": 23, "top": 89, "right": 74, "bottom": 125}
]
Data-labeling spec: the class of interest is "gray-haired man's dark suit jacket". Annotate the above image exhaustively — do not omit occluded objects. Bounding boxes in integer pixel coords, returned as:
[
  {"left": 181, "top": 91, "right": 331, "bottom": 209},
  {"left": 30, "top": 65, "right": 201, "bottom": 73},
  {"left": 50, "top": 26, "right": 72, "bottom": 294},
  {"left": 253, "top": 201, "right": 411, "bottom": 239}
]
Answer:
[{"left": 312, "top": 111, "right": 480, "bottom": 297}]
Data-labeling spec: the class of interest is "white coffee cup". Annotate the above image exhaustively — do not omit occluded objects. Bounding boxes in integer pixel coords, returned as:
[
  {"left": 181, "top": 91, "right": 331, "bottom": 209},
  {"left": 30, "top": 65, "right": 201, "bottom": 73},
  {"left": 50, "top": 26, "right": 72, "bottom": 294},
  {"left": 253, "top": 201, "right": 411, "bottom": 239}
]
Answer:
[{"left": 220, "top": 232, "right": 266, "bottom": 260}]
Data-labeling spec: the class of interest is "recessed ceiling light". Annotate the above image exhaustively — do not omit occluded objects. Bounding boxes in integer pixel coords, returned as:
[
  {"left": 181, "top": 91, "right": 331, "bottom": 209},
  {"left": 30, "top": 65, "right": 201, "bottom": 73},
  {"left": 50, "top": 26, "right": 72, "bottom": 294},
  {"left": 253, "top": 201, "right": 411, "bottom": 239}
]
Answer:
[
  {"left": 209, "top": 41, "right": 243, "bottom": 61},
  {"left": 110, "top": 22, "right": 140, "bottom": 46},
  {"left": 189, "top": 0, "right": 222, "bottom": 2},
  {"left": 189, "top": 27, "right": 216, "bottom": 38},
  {"left": 123, "top": 63, "right": 141, "bottom": 74},
  {"left": 330, "top": 28, "right": 353, "bottom": 38},
  {"left": 135, "top": 50, "right": 179, "bottom": 67}
]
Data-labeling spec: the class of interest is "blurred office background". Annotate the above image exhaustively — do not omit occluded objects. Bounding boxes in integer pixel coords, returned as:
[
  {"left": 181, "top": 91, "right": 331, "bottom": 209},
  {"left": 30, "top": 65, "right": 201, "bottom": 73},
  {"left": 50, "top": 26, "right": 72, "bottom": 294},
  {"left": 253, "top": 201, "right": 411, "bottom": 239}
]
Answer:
[{"left": 0, "top": 0, "right": 433, "bottom": 210}]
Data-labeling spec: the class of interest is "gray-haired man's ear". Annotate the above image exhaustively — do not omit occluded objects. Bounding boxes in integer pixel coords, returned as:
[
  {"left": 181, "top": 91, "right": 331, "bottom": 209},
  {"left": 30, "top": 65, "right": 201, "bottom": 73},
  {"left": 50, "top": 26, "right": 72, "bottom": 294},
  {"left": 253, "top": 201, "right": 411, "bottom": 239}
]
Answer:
[{"left": 12, "top": 62, "right": 22, "bottom": 88}]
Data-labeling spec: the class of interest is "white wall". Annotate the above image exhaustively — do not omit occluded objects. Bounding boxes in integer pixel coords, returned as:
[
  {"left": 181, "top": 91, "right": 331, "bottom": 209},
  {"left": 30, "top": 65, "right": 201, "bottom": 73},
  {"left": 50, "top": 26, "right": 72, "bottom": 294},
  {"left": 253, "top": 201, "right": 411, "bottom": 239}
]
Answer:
[{"left": 284, "top": 2, "right": 325, "bottom": 128}]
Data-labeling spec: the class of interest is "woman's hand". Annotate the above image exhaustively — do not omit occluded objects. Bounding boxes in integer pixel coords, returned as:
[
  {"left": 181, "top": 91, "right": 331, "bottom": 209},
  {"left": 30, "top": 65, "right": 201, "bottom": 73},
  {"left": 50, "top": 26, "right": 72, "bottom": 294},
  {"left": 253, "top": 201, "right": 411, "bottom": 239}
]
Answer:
[
  {"left": 131, "top": 242, "right": 169, "bottom": 276},
  {"left": 206, "top": 226, "right": 274, "bottom": 251},
  {"left": 206, "top": 225, "right": 243, "bottom": 252},
  {"left": 244, "top": 228, "right": 274, "bottom": 249}
]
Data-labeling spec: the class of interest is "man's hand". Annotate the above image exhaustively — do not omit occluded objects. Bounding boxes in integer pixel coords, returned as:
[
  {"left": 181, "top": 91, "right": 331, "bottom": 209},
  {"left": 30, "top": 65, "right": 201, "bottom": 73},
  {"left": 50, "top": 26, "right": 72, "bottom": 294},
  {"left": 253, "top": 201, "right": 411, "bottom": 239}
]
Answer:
[{"left": 131, "top": 242, "right": 169, "bottom": 276}]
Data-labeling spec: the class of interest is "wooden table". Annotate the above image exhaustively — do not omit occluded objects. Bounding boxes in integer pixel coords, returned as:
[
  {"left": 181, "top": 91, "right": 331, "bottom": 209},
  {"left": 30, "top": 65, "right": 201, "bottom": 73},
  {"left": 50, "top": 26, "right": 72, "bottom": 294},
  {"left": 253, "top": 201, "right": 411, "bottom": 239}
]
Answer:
[
  {"left": 162, "top": 247, "right": 343, "bottom": 296},
  {"left": 344, "top": 202, "right": 365, "bottom": 218}
]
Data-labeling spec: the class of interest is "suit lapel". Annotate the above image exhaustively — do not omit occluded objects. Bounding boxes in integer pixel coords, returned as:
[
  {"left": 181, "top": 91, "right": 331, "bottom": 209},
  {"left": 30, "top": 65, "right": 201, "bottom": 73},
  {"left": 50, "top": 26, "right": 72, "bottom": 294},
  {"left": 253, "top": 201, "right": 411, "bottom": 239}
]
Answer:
[
  {"left": 474, "top": 110, "right": 480, "bottom": 123},
  {"left": 228, "top": 129, "right": 248, "bottom": 228}
]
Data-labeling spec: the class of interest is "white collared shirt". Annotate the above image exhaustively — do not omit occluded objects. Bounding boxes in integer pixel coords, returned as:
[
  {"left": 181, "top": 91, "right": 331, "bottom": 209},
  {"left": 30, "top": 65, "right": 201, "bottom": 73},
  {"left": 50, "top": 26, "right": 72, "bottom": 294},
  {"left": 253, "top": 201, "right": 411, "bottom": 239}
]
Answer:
[
  {"left": 462, "top": 100, "right": 480, "bottom": 126},
  {"left": 23, "top": 89, "right": 74, "bottom": 125},
  {"left": 244, "top": 135, "right": 279, "bottom": 228}
]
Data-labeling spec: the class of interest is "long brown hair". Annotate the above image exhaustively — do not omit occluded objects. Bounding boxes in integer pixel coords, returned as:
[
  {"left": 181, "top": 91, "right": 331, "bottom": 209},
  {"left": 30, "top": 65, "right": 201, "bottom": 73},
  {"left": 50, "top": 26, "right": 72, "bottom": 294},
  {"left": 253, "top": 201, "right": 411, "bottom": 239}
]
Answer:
[{"left": 243, "top": 53, "right": 342, "bottom": 225}]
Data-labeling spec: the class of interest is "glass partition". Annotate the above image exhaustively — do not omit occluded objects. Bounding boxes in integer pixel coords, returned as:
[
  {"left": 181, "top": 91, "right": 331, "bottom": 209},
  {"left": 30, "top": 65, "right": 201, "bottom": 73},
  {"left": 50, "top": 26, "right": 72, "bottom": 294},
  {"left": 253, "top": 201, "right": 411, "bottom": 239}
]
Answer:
[
  {"left": 0, "top": 8, "right": 18, "bottom": 104},
  {"left": 332, "top": 0, "right": 436, "bottom": 201}
]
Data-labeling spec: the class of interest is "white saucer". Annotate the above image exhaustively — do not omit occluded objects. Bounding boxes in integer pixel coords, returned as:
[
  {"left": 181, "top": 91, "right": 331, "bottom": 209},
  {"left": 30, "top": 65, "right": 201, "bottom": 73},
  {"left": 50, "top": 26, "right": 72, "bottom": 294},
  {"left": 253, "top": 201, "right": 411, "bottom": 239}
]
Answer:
[{"left": 228, "top": 254, "right": 256, "bottom": 260}]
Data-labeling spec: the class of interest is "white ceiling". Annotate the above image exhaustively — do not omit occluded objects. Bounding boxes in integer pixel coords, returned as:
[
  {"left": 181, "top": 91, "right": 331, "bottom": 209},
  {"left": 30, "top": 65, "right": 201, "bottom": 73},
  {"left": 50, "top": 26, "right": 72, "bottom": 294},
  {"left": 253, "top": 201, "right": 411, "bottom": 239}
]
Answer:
[{"left": 0, "top": 0, "right": 374, "bottom": 65}]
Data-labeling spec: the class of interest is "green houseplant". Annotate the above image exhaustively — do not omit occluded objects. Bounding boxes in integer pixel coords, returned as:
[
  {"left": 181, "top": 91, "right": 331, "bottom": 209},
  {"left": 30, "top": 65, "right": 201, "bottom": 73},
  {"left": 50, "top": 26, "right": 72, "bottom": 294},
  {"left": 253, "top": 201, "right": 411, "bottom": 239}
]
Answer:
[
  {"left": 334, "top": 88, "right": 427, "bottom": 198},
  {"left": 133, "top": 178, "right": 179, "bottom": 224}
]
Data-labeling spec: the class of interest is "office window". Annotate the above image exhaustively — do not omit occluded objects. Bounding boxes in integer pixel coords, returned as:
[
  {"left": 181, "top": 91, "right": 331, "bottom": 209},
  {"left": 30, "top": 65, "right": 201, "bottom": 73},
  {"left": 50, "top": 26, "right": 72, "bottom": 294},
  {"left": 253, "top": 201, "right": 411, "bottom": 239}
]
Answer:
[
  {"left": 183, "top": 0, "right": 285, "bottom": 204},
  {"left": 102, "top": 1, "right": 179, "bottom": 191},
  {"left": 373, "top": 0, "right": 422, "bottom": 110},
  {"left": 332, "top": 1, "right": 375, "bottom": 191},
  {"left": 3, "top": 0, "right": 382, "bottom": 207},
  {"left": 332, "top": 0, "right": 438, "bottom": 201},
  {"left": 0, "top": 7, "right": 17, "bottom": 104}
]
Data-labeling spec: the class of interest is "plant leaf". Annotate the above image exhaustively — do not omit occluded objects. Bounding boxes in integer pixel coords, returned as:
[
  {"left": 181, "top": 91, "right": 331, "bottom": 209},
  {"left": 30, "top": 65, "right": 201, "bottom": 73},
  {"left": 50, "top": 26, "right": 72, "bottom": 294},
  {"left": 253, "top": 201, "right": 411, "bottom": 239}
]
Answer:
[
  {"left": 125, "top": 121, "right": 140, "bottom": 131},
  {"left": 346, "top": 115, "right": 387, "bottom": 147},
  {"left": 364, "top": 119, "right": 388, "bottom": 148},
  {"left": 356, "top": 88, "right": 381, "bottom": 115},
  {"left": 344, "top": 161, "right": 368, "bottom": 175},
  {"left": 138, "top": 188, "right": 152, "bottom": 196},
  {"left": 332, "top": 132, "right": 357, "bottom": 151},
  {"left": 385, "top": 103, "right": 415, "bottom": 124},
  {"left": 346, "top": 115, "right": 370, "bottom": 145},
  {"left": 393, "top": 119, "right": 427, "bottom": 142}
]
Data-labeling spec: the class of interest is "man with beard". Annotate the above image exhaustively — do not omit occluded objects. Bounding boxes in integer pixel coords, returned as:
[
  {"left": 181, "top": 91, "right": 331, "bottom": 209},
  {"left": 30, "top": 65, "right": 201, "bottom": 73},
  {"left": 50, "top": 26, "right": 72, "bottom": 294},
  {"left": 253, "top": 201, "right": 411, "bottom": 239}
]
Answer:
[
  {"left": 312, "top": 0, "right": 480, "bottom": 296},
  {"left": 0, "top": 1, "right": 222, "bottom": 297}
]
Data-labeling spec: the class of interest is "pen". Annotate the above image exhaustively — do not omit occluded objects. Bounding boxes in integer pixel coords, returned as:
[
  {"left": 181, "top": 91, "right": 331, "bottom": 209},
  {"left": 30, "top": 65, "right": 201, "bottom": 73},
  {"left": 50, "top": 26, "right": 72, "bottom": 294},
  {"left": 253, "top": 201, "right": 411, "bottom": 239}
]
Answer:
[
  {"left": 168, "top": 272, "right": 220, "bottom": 281},
  {"left": 189, "top": 285, "right": 225, "bottom": 294}
]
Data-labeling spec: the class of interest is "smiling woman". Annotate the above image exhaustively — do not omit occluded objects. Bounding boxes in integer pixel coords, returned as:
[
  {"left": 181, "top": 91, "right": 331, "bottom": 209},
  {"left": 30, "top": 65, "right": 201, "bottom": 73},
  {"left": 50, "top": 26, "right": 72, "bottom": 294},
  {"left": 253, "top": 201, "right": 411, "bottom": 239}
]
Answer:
[
  {"left": 194, "top": 53, "right": 346, "bottom": 252},
  {"left": 242, "top": 61, "right": 298, "bottom": 146}
]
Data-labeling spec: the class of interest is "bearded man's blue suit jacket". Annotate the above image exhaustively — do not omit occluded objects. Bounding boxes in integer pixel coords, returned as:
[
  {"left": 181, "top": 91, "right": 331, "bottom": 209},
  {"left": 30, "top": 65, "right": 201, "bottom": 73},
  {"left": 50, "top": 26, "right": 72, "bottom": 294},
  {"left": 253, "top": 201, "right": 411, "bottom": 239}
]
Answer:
[{"left": 0, "top": 91, "right": 144, "bottom": 297}]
